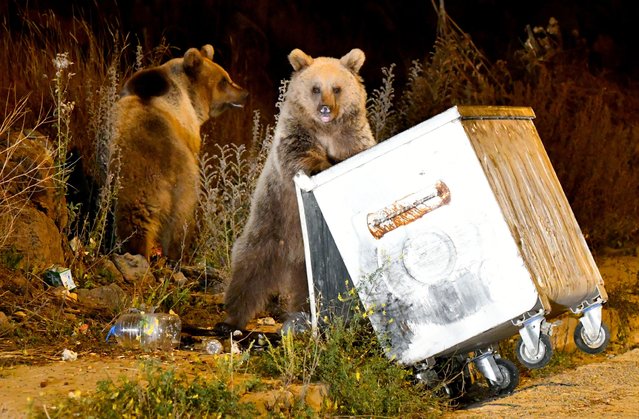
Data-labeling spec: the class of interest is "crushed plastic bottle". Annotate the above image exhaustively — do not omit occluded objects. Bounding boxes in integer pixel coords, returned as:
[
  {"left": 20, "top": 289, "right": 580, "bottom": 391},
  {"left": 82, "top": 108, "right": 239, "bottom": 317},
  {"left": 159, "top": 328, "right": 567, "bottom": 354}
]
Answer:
[
  {"left": 201, "top": 337, "right": 223, "bottom": 355},
  {"left": 280, "top": 311, "right": 311, "bottom": 335},
  {"left": 106, "top": 310, "right": 181, "bottom": 351}
]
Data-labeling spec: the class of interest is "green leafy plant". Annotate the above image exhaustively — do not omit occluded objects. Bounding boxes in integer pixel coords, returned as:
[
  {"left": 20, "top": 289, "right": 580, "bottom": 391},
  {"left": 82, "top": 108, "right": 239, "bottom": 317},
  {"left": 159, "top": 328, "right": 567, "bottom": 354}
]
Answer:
[
  {"left": 33, "top": 361, "right": 257, "bottom": 418},
  {"left": 252, "top": 310, "right": 446, "bottom": 417},
  {"left": 0, "top": 245, "right": 23, "bottom": 270}
]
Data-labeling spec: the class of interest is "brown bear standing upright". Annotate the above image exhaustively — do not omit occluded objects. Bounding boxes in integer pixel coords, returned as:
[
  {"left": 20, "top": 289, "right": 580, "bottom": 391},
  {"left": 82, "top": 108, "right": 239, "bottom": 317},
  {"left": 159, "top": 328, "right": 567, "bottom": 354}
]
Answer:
[
  {"left": 220, "top": 48, "right": 376, "bottom": 331},
  {"left": 111, "top": 45, "right": 248, "bottom": 260}
]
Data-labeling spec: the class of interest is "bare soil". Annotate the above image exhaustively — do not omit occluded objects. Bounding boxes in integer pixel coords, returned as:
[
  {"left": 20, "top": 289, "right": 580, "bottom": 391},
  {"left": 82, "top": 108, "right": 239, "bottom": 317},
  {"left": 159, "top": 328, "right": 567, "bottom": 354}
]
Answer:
[
  {"left": 448, "top": 348, "right": 639, "bottom": 418},
  {"left": 1, "top": 345, "right": 638, "bottom": 418},
  {"left": 1, "top": 252, "right": 638, "bottom": 418}
]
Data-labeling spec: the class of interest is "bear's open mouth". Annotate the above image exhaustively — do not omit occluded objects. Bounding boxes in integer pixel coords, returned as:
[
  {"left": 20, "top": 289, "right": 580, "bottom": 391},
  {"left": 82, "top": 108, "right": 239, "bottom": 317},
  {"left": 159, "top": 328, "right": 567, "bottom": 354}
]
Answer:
[{"left": 320, "top": 114, "right": 332, "bottom": 123}]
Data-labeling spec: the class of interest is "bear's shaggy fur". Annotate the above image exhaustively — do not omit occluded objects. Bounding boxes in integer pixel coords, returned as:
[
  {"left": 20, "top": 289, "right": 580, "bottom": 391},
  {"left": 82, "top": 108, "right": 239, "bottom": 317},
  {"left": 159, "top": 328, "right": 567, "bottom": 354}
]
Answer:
[
  {"left": 111, "top": 45, "right": 248, "bottom": 260},
  {"left": 221, "top": 48, "right": 376, "bottom": 330}
]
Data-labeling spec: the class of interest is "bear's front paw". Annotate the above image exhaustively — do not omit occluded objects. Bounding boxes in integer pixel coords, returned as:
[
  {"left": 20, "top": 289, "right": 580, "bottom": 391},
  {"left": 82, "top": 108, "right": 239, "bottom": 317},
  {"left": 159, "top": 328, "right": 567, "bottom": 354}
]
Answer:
[{"left": 213, "top": 321, "right": 243, "bottom": 337}]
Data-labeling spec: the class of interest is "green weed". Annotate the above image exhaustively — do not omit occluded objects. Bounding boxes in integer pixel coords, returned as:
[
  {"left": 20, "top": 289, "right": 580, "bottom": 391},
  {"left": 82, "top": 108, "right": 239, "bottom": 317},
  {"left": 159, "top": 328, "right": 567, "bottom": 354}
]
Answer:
[
  {"left": 32, "top": 361, "right": 257, "bottom": 418},
  {"left": 252, "top": 314, "right": 446, "bottom": 417},
  {"left": 0, "top": 245, "right": 23, "bottom": 269}
]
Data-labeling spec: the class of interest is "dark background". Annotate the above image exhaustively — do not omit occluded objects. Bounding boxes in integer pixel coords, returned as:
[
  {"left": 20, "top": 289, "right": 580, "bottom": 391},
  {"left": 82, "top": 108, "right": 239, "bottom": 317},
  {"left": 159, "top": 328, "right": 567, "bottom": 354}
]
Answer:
[{"left": 3, "top": 0, "right": 638, "bottom": 104}]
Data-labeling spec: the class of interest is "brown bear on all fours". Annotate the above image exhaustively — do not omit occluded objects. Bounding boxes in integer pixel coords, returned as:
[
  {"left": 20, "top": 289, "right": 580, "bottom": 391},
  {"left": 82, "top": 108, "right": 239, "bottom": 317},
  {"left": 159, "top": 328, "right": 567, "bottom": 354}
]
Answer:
[
  {"left": 110, "top": 45, "right": 248, "bottom": 261},
  {"left": 217, "top": 48, "right": 376, "bottom": 332}
]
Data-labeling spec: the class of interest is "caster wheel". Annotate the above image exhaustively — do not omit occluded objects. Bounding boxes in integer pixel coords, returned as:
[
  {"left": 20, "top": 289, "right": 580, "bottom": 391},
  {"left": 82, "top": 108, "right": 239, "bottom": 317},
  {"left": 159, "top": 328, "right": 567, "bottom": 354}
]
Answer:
[
  {"left": 516, "top": 333, "right": 553, "bottom": 369},
  {"left": 487, "top": 358, "right": 519, "bottom": 396},
  {"left": 574, "top": 322, "right": 610, "bottom": 354}
]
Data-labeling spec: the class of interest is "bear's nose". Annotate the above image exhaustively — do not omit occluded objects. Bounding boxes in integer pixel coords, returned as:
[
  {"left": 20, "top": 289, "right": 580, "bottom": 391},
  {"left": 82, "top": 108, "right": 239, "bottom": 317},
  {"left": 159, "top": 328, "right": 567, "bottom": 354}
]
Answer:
[{"left": 320, "top": 105, "right": 331, "bottom": 115}]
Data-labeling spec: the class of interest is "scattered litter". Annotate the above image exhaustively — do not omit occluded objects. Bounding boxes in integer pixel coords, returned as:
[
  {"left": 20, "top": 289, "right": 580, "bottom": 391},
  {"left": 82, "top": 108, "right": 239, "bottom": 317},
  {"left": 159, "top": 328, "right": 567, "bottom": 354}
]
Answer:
[
  {"left": 44, "top": 265, "right": 77, "bottom": 290},
  {"left": 61, "top": 349, "right": 78, "bottom": 361},
  {"left": 257, "top": 317, "right": 276, "bottom": 326},
  {"left": 202, "top": 338, "right": 223, "bottom": 355},
  {"left": 107, "top": 310, "right": 181, "bottom": 351},
  {"left": 230, "top": 340, "right": 241, "bottom": 355},
  {"left": 67, "top": 390, "right": 82, "bottom": 399},
  {"left": 281, "top": 312, "right": 311, "bottom": 335}
]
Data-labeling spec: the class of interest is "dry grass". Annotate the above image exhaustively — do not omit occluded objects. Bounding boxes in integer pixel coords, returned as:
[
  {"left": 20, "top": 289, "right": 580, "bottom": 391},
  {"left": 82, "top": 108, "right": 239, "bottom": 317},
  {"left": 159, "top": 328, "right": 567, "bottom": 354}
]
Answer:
[
  {"left": 0, "top": 94, "right": 53, "bottom": 253},
  {"left": 508, "top": 63, "right": 639, "bottom": 249},
  {"left": 395, "top": 0, "right": 510, "bottom": 130},
  {"left": 1, "top": 10, "right": 132, "bottom": 175}
]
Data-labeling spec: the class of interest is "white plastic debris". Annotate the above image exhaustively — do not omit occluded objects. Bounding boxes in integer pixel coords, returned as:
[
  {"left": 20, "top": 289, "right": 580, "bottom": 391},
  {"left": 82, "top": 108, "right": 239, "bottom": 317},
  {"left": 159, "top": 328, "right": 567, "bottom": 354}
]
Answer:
[
  {"left": 230, "top": 340, "right": 241, "bottom": 355},
  {"left": 202, "top": 338, "right": 223, "bottom": 355},
  {"left": 61, "top": 348, "right": 78, "bottom": 361}
]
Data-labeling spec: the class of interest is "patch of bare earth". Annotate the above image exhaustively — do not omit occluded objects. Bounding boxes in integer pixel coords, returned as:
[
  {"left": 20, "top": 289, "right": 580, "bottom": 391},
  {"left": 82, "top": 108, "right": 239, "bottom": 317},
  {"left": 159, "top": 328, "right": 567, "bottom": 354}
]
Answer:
[
  {"left": 0, "top": 252, "right": 638, "bottom": 418},
  {"left": 448, "top": 349, "right": 639, "bottom": 418}
]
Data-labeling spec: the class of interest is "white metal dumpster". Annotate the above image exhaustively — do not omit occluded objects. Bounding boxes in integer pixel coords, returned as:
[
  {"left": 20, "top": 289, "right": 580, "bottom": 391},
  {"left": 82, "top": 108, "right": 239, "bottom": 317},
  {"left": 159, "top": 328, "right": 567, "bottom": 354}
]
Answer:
[{"left": 294, "top": 106, "right": 609, "bottom": 394}]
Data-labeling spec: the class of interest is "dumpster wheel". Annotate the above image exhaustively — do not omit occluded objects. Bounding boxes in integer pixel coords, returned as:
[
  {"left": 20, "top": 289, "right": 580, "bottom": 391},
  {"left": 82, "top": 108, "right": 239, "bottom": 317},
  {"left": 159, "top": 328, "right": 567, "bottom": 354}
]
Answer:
[
  {"left": 574, "top": 322, "right": 610, "bottom": 354},
  {"left": 487, "top": 358, "right": 519, "bottom": 395},
  {"left": 515, "top": 333, "right": 553, "bottom": 369}
]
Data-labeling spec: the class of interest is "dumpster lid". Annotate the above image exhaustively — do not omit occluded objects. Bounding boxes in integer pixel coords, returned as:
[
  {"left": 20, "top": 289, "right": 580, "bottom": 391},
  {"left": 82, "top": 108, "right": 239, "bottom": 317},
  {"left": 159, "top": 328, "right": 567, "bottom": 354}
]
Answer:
[{"left": 456, "top": 105, "right": 535, "bottom": 120}]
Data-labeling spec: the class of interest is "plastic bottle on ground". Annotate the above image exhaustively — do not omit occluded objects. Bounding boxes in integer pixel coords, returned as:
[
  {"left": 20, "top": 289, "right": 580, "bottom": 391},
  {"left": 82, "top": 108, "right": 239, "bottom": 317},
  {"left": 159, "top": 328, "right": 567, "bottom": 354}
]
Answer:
[{"left": 107, "top": 310, "right": 182, "bottom": 351}]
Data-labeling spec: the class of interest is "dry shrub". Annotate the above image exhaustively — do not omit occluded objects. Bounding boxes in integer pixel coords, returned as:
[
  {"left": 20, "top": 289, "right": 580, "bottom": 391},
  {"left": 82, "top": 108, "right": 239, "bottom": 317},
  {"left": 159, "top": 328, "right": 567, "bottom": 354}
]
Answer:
[
  {"left": 510, "top": 61, "right": 639, "bottom": 248},
  {"left": 0, "top": 9, "right": 134, "bottom": 178},
  {"left": 193, "top": 110, "right": 273, "bottom": 278},
  {"left": 0, "top": 94, "right": 52, "bottom": 252},
  {"left": 396, "top": 1, "right": 509, "bottom": 131}
]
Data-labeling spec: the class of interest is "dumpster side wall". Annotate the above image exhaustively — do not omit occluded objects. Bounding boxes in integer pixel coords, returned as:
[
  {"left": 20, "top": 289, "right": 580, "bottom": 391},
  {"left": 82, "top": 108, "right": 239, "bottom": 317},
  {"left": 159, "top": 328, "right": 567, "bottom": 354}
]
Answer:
[{"left": 462, "top": 117, "right": 607, "bottom": 309}]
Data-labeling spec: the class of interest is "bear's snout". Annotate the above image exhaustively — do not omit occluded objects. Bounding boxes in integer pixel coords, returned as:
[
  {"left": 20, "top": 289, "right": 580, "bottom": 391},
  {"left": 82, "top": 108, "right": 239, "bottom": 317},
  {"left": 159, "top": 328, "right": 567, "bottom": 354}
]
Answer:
[
  {"left": 231, "top": 82, "right": 249, "bottom": 105},
  {"left": 230, "top": 88, "right": 249, "bottom": 108},
  {"left": 319, "top": 105, "right": 333, "bottom": 123}
]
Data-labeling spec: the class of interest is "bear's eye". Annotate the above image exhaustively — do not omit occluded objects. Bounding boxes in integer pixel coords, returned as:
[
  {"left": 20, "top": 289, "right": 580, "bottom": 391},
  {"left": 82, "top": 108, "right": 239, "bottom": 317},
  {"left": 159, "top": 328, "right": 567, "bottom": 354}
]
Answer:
[
  {"left": 218, "top": 78, "right": 228, "bottom": 90},
  {"left": 332, "top": 86, "right": 342, "bottom": 94},
  {"left": 311, "top": 86, "right": 320, "bottom": 95}
]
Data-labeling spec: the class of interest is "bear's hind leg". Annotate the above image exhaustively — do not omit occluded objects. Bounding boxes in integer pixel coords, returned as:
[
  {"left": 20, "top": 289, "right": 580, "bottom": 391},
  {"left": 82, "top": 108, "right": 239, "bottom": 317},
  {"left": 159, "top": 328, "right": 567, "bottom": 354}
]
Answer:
[
  {"left": 223, "top": 245, "right": 282, "bottom": 329},
  {"left": 160, "top": 217, "right": 192, "bottom": 262},
  {"left": 123, "top": 223, "right": 160, "bottom": 259},
  {"left": 116, "top": 203, "right": 161, "bottom": 260},
  {"left": 287, "top": 261, "right": 311, "bottom": 314}
]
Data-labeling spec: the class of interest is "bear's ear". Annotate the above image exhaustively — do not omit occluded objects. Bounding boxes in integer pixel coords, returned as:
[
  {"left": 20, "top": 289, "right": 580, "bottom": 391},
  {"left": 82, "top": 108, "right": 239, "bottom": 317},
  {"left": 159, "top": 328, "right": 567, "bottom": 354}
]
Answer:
[
  {"left": 184, "top": 48, "right": 203, "bottom": 75},
  {"left": 200, "top": 44, "right": 215, "bottom": 61},
  {"left": 288, "top": 49, "right": 313, "bottom": 71},
  {"left": 340, "top": 48, "right": 365, "bottom": 74}
]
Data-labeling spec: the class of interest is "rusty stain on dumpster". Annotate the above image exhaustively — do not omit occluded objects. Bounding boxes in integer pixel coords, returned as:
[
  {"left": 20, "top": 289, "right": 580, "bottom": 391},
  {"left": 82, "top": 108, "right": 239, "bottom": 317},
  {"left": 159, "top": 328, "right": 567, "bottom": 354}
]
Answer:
[{"left": 367, "top": 181, "right": 451, "bottom": 239}]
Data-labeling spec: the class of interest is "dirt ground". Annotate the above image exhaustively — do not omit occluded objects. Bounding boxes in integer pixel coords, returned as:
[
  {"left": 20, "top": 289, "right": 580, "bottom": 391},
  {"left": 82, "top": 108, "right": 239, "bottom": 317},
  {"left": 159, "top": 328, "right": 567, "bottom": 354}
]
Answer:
[
  {"left": 1, "top": 252, "right": 638, "bottom": 418},
  {"left": 1, "top": 345, "right": 638, "bottom": 418},
  {"left": 449, "top": 349, "right": 639, "bottom": 418}
]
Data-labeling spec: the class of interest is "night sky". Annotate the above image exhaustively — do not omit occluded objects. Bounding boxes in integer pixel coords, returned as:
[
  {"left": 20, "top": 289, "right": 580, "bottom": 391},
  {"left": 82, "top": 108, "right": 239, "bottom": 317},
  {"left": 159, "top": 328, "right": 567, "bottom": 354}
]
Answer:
[{"left": 3, "top": 0, "right": 638, "bottom": 102}]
